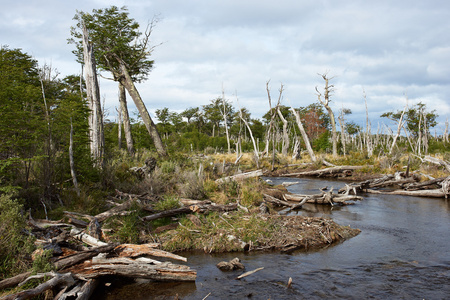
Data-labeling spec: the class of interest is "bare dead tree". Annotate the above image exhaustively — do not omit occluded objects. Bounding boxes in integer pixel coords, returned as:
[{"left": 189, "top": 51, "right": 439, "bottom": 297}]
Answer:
[
  {"left": 221, "top": 86, "right": 231, "bottom": 154},
  {"left": 291, "top": 107, "right": 317, "bottom": 162},
  {"left": 263, "top": 80, "right": 277, "bottom": 157},
  {"left": 444, "top": 118, "right": 449, "bottom": 143},
  {"left": 363, "top": 89, "right": 373, "bottom": 157},
  {"left": 82, "top": 22, "right": 104, "bottom": 166},
  {"left": 275, "top": 84, "right": 289, "bottom": 157},
  {"left": 69, "top": 119, "right": 80, "bottom": 197},
  {"left": 316, "top": 73, "right": 338, "bottom": 157}
]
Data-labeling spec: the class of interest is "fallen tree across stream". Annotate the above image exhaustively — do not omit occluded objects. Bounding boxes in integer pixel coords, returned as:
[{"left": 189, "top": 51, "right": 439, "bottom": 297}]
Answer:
[{"left": 279, "top": 165, "right": 369, "bottom": 178}]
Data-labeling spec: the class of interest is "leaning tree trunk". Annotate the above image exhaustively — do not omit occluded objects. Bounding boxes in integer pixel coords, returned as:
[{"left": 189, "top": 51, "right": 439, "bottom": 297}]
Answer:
[
  {"left": 118, "top": 63, "right": 166, "bottom": 157},
  {"left": 291, "top": 107, "right": 317, "bottom": 162},
  {"left": 118, "top": 82, "right": 135, "bottom": 155},
  {"left": 82, "top": 22, "right": 104, "bottom": 166}
]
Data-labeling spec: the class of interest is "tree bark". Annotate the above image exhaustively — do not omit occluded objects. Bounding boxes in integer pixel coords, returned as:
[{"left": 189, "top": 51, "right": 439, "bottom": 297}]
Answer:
[
  {"left": 118, "top": 63, "right": 166, "bottom": 156},
  {"left": 281, "top": 166, "right": 366, "bottom": 177},
  {"left": 119, "top": 82, "right": 134, "bottom": 155},
  {"left": 69, "top": 119, "right": 80, "bottom": 197},
  {"left": 316, "top": 74, "right": 337, "bottom": 157},
  {"left": 277, "top": 106, "right": 289, "bottom": 157},
  {"left": 82, "top": 22, "right": 104, "bottom": 166}
]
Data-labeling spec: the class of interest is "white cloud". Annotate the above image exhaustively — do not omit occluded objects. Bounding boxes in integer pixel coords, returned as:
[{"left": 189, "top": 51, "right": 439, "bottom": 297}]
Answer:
[{"left": 1, "top": 0, "right": 449, "bottom": 133}]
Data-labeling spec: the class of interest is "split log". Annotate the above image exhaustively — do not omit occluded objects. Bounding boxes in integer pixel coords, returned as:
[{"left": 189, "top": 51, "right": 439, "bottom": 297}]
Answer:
[
  {"left": 1, "top": 272, "right": 74, "bottom": 300},
  {"left": 53, "top": 244, "right": 117, "bottom": 270},
  {"left": 70, "top": 228, "right": 108, "bottom": 247},
  {"left": 114, "top": 244, "right": 188, "bottom": 262},
  {"left": 73, "top": 261, "right": 196, "bottom": 282},
  {"left": 280, "top": 166, "right": 368, "bottom": 178},
  {"left": 216, "top": 169, "right": 263, "bottom": 184}
]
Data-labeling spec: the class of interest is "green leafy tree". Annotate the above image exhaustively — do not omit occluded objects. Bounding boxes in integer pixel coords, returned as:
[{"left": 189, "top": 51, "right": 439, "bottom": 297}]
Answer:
[
  {"left": 70, "top": 6, "right": 166, "bottom": 156},
  {"left": 381, "top": 102, "right": 438, "bottom": 138},
  {"left": 0, "top": 46, "right": 45, "bottom": 189}
]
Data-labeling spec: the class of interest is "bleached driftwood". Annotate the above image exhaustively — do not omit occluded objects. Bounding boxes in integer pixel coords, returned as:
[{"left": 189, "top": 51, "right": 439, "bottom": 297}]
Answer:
[
  {"left": 70, "top": 228, "right": 108, "bottom": 247},
  {"left": 1, "top": 272, "right": 74, "bottom": 300},
  {"left": 280, "top": 166, "right": 368, "bottom": 178},
  {"left": 236, "top": 267, "right": 264, "bottom": 280},
  {"left": 114, "top": 244, "right": 187, "bottom": 262},
  {"left": 216, "top": 169, "right": 263, "bottom": 184}
]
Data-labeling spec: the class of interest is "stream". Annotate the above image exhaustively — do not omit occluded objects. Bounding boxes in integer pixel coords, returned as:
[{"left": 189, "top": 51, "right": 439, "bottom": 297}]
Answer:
[{"left": 97, "top": 177, "right": 450, "bottom": 299}]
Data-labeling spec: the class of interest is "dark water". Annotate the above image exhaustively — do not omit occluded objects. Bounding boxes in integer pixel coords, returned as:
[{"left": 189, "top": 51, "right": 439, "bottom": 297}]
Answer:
[{"left": 98, "top": 177, "right": 450, "bottom": 300}]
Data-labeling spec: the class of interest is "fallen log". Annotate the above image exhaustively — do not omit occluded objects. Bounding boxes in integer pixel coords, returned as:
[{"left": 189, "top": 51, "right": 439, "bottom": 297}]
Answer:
[
  {"left": 73, "top": 261, "right": 196, "bottom": 282},
  {"left": 365, "top": 188, "right": 446, "bottom": 198},
  {"left": 405, "top": 176, "right": 447, "bottom": 190},
  {"left": 284, "top": 192, "right": 362, "bottom": 205},
  {"left": 421, "top": 155, "right": 450, "bottom": 173},
  {"left": 142, "top": 206, "right": 192, "bottom": 222},
  {"left": 0, "top": 272, "right": 32, "bottom": 290},
  {"left": 280, "top": 166, "right": 368, "bottom": 178},
  {"left": 114, "top": 244, "right": 188, "bottom": 262},
  {"left": 70, "top": 228, "right": 108, "bottom": 247},
  {"left": 1, "top": 272, "right": 75, "bottom": 300},
  {"left": 216, "top": 169, "right": 263, "bottom": 184},
  {"left": 53, "top": 244, "right": 117, "bottom": 270}
]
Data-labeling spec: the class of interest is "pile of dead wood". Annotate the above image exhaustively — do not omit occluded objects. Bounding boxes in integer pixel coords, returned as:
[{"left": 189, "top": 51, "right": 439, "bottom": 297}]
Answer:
[
  {"left": 262, "top": 186, "right": 363, "bottom": 212},
  {"left": 339, "top": 172, "right": 450, "bottom": 198},
  {"left": 279, "top": 165, "right": 369, "bottom": 178},
  {"left": 0, "top": 225, "right": 196, "bottom": 300}
]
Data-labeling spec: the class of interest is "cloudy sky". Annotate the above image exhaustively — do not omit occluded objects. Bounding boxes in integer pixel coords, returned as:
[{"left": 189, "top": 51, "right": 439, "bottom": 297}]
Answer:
[{"left": 2, "top": 0, "right": 449, "bottom": 132}]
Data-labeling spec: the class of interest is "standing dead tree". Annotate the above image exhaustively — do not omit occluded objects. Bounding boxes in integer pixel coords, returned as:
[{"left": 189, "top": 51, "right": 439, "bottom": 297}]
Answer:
[
  {"left": 82, "top": 22, "right": 104, "bottom": 166},
  {"left": 389, "top": 101, "right": 408, "bottom": 154},
  {"left": 363, "top": 89, "right": 373, "bottom": 157},
  {"left": 291, "top": 107, "right": 317, "bottom": 162},
  {"left": 275, "top": 84, "right": 289, "bottom": 157},
  {"left": 316, "top": 73, "right": 338, "bottom": 157},
  {"left": 221, "top": 87, "right": 231, "bottom": 154}
]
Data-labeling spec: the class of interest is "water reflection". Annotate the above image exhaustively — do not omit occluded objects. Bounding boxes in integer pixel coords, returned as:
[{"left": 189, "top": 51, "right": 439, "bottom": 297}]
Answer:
[{"left": 101, "top": 177, "right": 450, "bottom": 299}]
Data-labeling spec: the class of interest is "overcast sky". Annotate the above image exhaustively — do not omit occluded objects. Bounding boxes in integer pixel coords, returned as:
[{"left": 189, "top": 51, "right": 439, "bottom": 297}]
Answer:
[{"left": 2, "top": 0, "right": 449, "bottom": 132}]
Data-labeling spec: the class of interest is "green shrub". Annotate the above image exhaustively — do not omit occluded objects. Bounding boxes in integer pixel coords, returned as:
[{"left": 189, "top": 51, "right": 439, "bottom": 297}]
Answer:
[
  {"left": 154, "top": 195, "right": 181, "bottom": 211},
  {"left": 0, "top": 194, "right": 35, "bottom": 279}
]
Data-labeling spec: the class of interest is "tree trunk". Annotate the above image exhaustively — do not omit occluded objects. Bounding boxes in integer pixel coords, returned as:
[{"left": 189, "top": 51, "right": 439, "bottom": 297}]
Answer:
[
  {"left": 389, "top": 103, "right": 407, "bottom": 154},
  {"left": 82, "top": 22, "right": 104, "bottom": 166},
  {"left": 221, "top": 88, "right": 231, "bottom": 154},
  {"left": 116, "top": 106, "right": 122, "bottom": 149},
  {"left": 118, "top": 81, "right": 135, "bottom": 155},
  {"left": 291, "top": 107, "right": 317, "bottom": 162},
  {"left": 118, "top": 63, "right": 166, "bottom": 156},
  {"left": 69, "top": 119, "right": 80, "bottom": 197},
  {"left": 316, "top": 74, "right": 337, "bottom": 157},
  {"left": 277, "top": 106, "right": 289, "bottom": 157}
]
